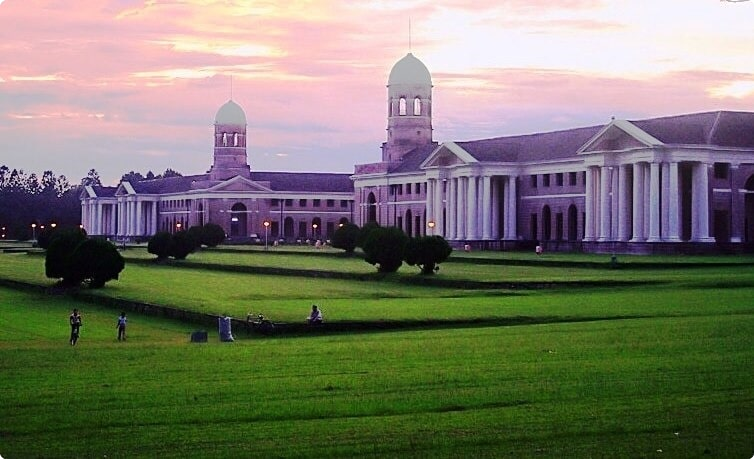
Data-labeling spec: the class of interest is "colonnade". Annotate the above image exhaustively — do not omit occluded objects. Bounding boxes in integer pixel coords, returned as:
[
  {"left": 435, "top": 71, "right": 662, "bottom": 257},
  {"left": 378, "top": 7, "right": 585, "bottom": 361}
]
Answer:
[
  {"left": 426, "top": 174, "right": 518, "bottom": 241},
  {"left": 81, "top": 198, "right": 158, "bottom": 237},
  {"left": 584, "top": 161, "right": 714, "bottom": 243}
]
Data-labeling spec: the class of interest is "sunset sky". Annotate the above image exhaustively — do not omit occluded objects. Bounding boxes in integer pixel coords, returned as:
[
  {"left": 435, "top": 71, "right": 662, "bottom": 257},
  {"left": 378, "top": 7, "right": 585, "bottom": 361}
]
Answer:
[{"left": 1, "top": 0, "right": 753, "bottom": 186}]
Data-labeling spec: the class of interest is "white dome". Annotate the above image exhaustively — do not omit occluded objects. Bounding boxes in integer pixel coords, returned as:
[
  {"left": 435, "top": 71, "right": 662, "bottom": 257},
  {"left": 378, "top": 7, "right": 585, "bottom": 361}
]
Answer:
[
  {"left": 214, "top": 100, "right": 246, "bottom": 125},
  {"left": 388, "top": 53, "right": 432, "bottom": 86}
]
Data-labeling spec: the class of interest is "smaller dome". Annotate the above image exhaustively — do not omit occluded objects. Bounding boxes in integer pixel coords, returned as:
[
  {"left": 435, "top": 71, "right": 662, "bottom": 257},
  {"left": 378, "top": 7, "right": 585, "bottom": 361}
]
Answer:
[
  {"left": 215, "top": 100, "right": 246, "bottom": 125},
  {"left": 388, "top": 53, "right": 432, "bottom": 86}
]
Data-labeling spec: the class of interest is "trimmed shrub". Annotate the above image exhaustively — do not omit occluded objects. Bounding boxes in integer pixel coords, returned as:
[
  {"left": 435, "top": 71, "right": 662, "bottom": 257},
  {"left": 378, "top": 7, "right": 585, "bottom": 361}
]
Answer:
[
  {"left": 45, "top": 228, "right": 88, "bottom": 284},
  {"left": 147, "top": 232, "right": 172, "bottom": 260},
  {"left": 362, "top": 226, "right": 408, "bottom": 273},
  {"left": 201, "top": 223, "right": 226, "bottom": 247},
  {"left": 36, "top": 227, "right": 61, "bottom": 250},
  {"left": 187, "top": 226, "right": 203, "bottom": 249},
  {"left": 70, "top": 238, "right": 125, "bottom": 288},
  {"left": 404, "top": 235, "right": 452, "bottom": 275},
  {"left": 331, "top": 223, "right": 360, "bottom": 254},
  {"left": 169, "top": 230, "right": 194, "bottom": 260},
  {"left": 356, "top": 222, "right": 380, "bottom": 249}
]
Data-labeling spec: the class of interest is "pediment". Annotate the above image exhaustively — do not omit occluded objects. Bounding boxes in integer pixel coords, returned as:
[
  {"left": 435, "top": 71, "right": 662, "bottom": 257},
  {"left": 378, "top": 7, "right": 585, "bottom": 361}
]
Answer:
[
  {"left": 579, "top": 119, "right": 663, "bottom": 154},
  {"left": 208, "top": 175, "right": 272, "bottom": 192},
  {"left": 114, "top": 181, "right": 135, "bottom": 196},
  {"left": 420, "top": 142, "right": 477, "bottom": 169}
]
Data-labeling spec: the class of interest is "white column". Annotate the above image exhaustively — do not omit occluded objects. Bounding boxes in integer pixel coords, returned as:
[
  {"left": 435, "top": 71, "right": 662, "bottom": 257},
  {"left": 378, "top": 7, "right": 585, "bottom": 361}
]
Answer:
[
  {"left": 426, "top": 179, "right": 435, "bottom": 231},
  {"left": 618, "top": 164, "right": 631, "bottom": 241},
  {"left": 435, "top": 179, "right": 445, "bottom": 237},
  {"left": 610, "top": 167, "right": 619, "bottom": 240},
  {"left": 135, "top": 201, "right": 143, "bottom": 236},
  {"left": 584, "top": 167, "right": 596, "bottom": 241},
  {"left": 457, "top": 177, "right": 466, "bottom": 239},
  {"left": 661, "top": 162, "right": 670, "bottom": 240},
  {"left": 598, "top": 166, "right": 611, "bottom": 241},
  {"left": 482, "top": 175, "right": 492, "bottom": 240},
  {"left": 466, "top": 176, "right": 478, "bottom": 239},
  {"left": 691, "top": 163, "right": 714, "bottom": 242},
  {"left": 110, "top": 204, "right": 117, "bottom": 236},
  {"left": 631, "top": 163, "right": 645, "bottom": 241},
  {"left": 507, "top": 176, "right": 517, "bottom": 240},
  {"left": 447, "top": 178, "right": 456, "bottom": 240},
  {"left": 730, "top": 164, "right": 743, "bottom": 243},
  {"left": 667, "top": 162, "right": 680, "bottom": 241},
  {"left": 491, "top": 177, "right": 500, "bottom": 240},
  {"left": 648, "top": 162, "right": 661, "bottom": 242},
  {"left": 128, "top": 200, "right": 135, "bottom": 236}
]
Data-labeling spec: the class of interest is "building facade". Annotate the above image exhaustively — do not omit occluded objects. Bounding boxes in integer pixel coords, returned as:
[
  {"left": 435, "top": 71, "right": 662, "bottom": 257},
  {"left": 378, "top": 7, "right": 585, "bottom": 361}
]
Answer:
[
  {"left": 83, "top": 53, "right": 754, "bottom": 252},
  {"left": 81, "top": 100, "right": 354, "bottom": 243}
]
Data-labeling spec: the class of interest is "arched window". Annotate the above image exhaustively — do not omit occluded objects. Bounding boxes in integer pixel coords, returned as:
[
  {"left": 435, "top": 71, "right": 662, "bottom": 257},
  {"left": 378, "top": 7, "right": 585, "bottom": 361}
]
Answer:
[
  {"left": 567, "top": 205, "right": 578, "bottom": 241},
  {"left": 542, "top": 205, "right": 552, "bottom": 241},
  {"left": 367, "top": 192, "right": 377, "bottom": 223},
  {"left": 399, "top": 98, "right": 407, "bottom": 116},
  {"left": 406, "top": 209, "right": 413, "bottom": 237},
  {"left": 230, "top": 202, "right": 247, "bottom": 237},
  {"left": 233, "top": 133, "right": 239, "bottom": 146},
  {"left": 413, "top": 97, "right": 421, "bottom": 116},
  {"left": 222, "top": 133, "right": 228, "bottom": 146},
  {"left": 284, "top": 217, "right": 294, "bottom": 239}
]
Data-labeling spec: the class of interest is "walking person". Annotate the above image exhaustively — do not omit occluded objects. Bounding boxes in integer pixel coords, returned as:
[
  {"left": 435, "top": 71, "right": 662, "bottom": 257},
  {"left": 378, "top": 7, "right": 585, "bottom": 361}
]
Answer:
[
  {"left": 116, "top": 312, "right": 127, "bottom": 341},
  {"left": 69, "top": 308, "right": 82, "bottom": 345}
]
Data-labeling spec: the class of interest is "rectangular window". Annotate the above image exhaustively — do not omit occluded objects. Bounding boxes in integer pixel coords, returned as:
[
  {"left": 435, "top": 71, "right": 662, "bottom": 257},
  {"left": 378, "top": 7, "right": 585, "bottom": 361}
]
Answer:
[
  {"left": 397, "top": 185, "right": 403, "bottom": 196},
  {"left": 569, "top": 172, "right": 577, "bottom": 186},
  {"left": 531, "top": 175, "right": 538, "bottom": 188},
  {"left": 326, "top": 199, "right": 334, "bottom": 207},
  {"left": 271, "top": 198, "right": 279, "bottom": 207},
  {"left": 582, "top": 171, "right": 586, "bottom": 185},
  {"left": 543, "top": 174, "right": 551, "bottom": 187},
  {"left": 340, "top": 200, "right": 348, "bottom": 208},
  {"left": 415, "top": 183, "right": 421, "bottom": 194},
  {"left": 714, "top": 162, "right": 729, "bottom": 180},
  {"left": 556, "top": 173, "right": 563, "bottom": 187},
  {"left": 285, "top": 199, "right": 293, "bottom": 207},
  {"left": 299, "top": 199, "right": 307, "bottom": 207},
  {"left": 313, "top": 199, "right": 321, "bottom": 207}
]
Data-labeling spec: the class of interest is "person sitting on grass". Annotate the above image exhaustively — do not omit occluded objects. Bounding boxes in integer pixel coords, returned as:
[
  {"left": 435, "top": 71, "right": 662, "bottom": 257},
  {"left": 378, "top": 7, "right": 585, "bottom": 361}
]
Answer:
[{"left": 307, "top": 304, "right": 323, "bottom": 325}]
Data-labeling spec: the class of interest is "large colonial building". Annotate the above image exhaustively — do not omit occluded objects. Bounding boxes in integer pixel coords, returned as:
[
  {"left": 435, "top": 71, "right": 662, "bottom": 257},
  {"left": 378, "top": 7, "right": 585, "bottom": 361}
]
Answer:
[{"left": 82, "top": 53, "right": 754, "bottom": 252}]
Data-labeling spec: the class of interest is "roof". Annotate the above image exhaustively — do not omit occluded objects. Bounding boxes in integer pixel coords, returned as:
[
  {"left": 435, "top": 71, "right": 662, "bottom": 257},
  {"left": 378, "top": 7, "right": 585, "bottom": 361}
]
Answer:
[
  {"left": 388, "top": 110, "right": 754, "bottom": 174},
  {"left": 126, "top": 171, "right": 354, "bottom": 195},
  {"left": 89, "top": 185, "right": 117, "bottom": 198},
  {"left": 250, "top": 171, "right": 353, "bottom": 192}
]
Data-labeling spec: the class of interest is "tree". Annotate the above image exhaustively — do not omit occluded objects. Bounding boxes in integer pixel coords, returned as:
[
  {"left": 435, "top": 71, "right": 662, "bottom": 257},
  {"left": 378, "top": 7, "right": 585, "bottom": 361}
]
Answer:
[
  {"left": 404, "top": 236, "right": 452, "bottom": 275},
  {"left": 331, "top": 223, "right": 360, "bottom": 254},
  {"left": 356, "top": 222, "right": 380, "bottom": 248},
  {"left": 186, "top": 225, "right": 203, "bottom": 248},
  {"left": 81, "top": 169, "right": 102, "bottom": 187},
  {"left": 201, "top": 223, "right": 226, "bottom": 247},
  {"left": 44, "top": 228, "right": 88, "bottom": 286},
  {"left": 69, "top": 238, "right": 125, "bottom": 288},
  {"left": 147, "top": 232, "right": 172, "bottom": 260},
  {"left": 161, "top": 168, "right": 182, "bottom": 178},
  {"left": 169, "top": 230, "right": 195, "bottom": 260},
  {"left": 120, "top": 171, "right": 145, "bottom": 183},
  {"left": 362, "top": 226, "right": 409, "bottom": 273}
]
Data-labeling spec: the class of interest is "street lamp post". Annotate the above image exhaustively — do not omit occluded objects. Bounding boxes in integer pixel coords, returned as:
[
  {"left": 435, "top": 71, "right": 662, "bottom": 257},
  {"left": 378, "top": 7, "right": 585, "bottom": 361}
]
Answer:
[
  {"left": 31, "top": 223, "right": 37, "bottom": 242},
  {"left": 312, "top": 223, "right": 318, "bottom": 240},
  {"left": 427, "top": 220, "right": 436, "bottom": 236},
  {"left": 176, "top": 222, "right": 182, "bottom": 232},
  {"left": 263, "top": 220, "right": 270, "bottom": 250}
]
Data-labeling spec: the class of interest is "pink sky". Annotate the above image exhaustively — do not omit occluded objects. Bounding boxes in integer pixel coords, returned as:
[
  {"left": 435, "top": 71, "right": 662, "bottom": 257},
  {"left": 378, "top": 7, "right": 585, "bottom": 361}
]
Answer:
[{"left": 1, "top": 0, "right": 753, "bottom": 185}]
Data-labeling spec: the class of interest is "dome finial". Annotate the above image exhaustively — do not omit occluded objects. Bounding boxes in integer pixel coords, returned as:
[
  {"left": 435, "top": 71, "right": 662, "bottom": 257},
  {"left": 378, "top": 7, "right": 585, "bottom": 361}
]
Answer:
[{"left": 409, "top": 17, "right": 412, "bottom": 53}]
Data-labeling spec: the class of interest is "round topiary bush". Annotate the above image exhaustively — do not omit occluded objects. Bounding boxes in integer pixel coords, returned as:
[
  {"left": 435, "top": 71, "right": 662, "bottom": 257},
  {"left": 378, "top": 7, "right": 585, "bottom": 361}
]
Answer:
[
  {"left": 331, "top": 223, "right": 360, "bottom": 254},
  {"left": 45, "top": 228, "right": 88, "bottom": 285},
  {"left": 147, "top": 232, "right": 172, "bottom": 260},
  {"left": 201, "top": 223, "right": 226, "bottom": 248},
  {"left": 404, "top": 235, "right": 452, "bottom": 275},
  {"left": 169, "top": 230, "right": 195, "bottom": 260},
  {"left": 70, "top": 238, "right": 125, "bottom": 288},
  {"left": 362, "top": 226, "right": 408, "bottom": 273}
]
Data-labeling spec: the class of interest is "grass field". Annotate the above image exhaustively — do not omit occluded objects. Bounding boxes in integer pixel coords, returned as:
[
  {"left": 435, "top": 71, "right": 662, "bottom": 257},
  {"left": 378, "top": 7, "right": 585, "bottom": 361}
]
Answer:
[{"left": 1, "top": 247, "right": 753, "bottom": 457}]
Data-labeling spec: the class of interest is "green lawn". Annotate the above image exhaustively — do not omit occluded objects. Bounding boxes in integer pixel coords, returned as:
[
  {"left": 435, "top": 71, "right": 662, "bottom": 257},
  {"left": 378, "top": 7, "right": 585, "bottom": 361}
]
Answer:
[
  {"left": 0, "top": 288, "right": 752, "bottom": 458},
  {"left": 1, "top": 249, "right": 753, "bottom": 457}
]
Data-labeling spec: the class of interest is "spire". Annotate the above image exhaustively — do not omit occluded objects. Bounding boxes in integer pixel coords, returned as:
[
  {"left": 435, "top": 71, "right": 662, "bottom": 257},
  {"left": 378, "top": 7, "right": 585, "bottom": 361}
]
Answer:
[
  {"left": 409, "top": 18, "right": 412, "bottom": 53},
  {"left": 230, "top": 75, "right": 233, "bottom": 100}
]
